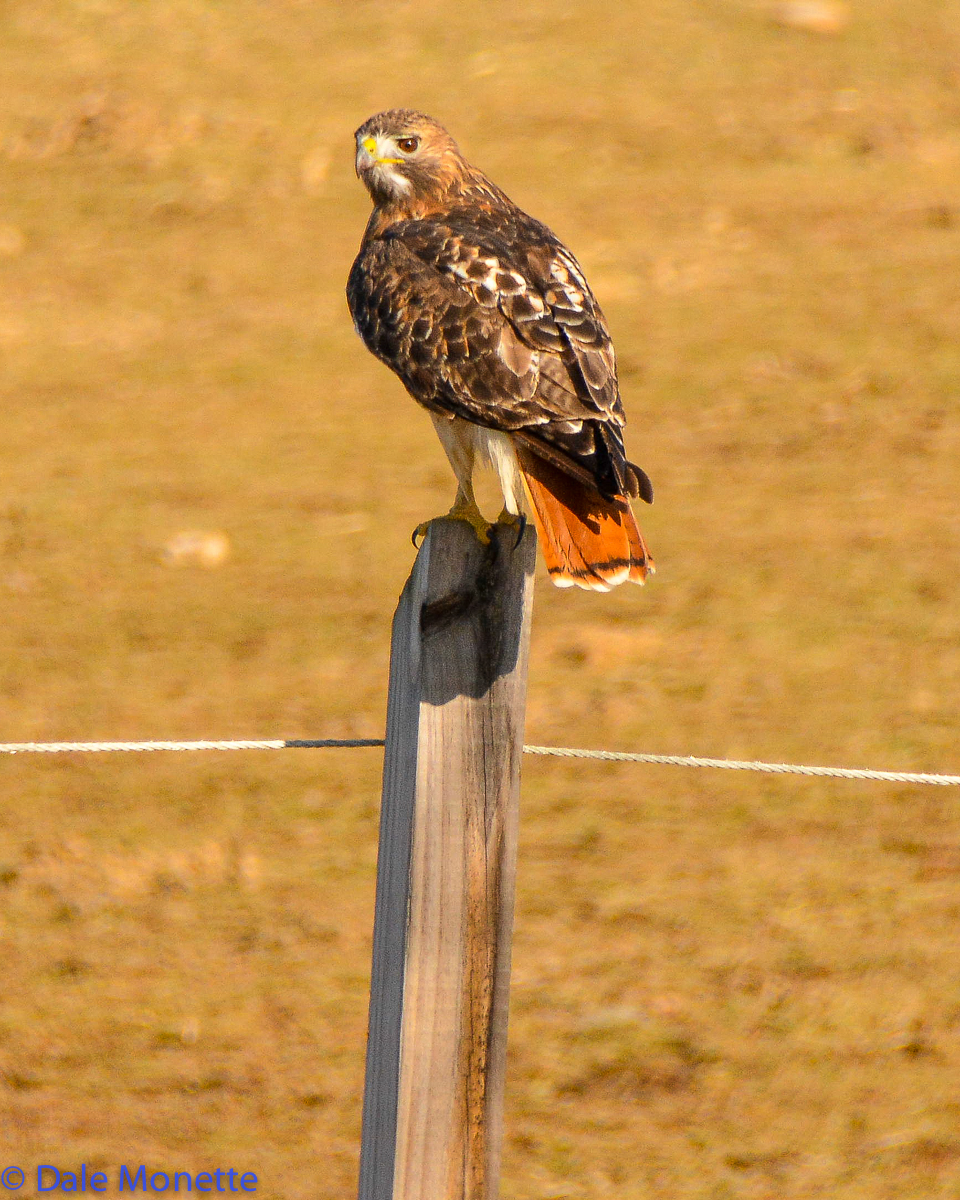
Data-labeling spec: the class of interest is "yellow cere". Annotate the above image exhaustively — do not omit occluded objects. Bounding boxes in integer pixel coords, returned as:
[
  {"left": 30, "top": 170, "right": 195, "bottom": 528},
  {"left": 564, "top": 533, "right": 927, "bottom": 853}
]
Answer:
[{"left": 360, "top": 134, "right": 402, "bottom": 165}]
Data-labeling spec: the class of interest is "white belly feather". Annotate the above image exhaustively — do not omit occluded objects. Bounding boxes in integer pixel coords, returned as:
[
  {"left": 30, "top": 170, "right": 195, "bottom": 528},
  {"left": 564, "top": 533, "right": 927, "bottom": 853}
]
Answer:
[{"left": 431, "top": 415, "right": 524, "bottom": 516}]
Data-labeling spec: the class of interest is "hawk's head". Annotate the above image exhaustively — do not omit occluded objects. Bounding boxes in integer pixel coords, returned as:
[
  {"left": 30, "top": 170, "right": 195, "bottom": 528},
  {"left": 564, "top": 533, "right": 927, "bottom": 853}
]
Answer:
[{"left": 354, "top": 110, "right": 463, "bottom": 206}]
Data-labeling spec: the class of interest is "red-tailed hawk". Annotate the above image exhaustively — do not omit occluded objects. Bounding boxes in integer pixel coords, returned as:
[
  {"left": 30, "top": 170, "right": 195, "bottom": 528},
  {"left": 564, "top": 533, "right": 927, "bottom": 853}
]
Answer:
[{"left": 347, "top": 109, "right": 654, "bottom": 591}]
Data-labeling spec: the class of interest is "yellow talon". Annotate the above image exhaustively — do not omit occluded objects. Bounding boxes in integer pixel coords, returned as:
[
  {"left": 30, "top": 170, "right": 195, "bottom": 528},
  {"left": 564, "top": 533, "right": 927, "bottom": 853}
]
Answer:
[
  {"left": 412, "top": 501, "right": 493, "bottom": 548},
  {"left": 448, "top": 500, "right": 492, "bottom": 544},
  {"left": 496, "top": 509, "right": 528, "bottom": 548}
]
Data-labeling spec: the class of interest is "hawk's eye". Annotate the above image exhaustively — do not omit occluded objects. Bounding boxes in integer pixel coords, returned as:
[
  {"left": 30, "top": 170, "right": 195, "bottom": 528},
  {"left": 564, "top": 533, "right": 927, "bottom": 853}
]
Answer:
[{"left": 396, "top": 137, "right": 420, "bottom": 154}]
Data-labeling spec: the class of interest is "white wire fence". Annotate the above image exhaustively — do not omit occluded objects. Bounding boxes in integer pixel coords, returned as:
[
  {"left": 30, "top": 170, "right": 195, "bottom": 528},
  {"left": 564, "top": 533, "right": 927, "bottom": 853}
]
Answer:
[{"left": 0, "top": 736, "right": 958, "bottom": 786}]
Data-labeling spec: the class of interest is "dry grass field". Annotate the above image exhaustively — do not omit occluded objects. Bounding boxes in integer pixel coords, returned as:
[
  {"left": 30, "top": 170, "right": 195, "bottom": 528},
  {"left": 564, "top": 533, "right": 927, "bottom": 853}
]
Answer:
[{"left": 2, "top": 1, "right": 960, "bottom": 1196}]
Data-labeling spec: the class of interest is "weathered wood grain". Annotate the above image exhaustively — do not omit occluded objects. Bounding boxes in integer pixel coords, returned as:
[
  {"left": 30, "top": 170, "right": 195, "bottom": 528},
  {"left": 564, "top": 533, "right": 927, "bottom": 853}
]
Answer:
[{"left": 358, "top": 518, "right": 536, "bottom": 1200}]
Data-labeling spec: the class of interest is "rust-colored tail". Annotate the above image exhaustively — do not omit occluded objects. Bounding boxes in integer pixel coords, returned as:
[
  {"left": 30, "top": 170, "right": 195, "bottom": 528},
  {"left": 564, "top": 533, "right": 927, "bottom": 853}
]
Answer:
[{"left": 516, "top": 446, "right": 653, "bottom": 591}]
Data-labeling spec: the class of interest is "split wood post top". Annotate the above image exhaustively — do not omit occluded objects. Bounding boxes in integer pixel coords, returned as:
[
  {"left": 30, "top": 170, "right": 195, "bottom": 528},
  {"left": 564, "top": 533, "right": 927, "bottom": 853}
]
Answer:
[{"left": 359, "top": 518, "right": 537, "bottom": 1200}]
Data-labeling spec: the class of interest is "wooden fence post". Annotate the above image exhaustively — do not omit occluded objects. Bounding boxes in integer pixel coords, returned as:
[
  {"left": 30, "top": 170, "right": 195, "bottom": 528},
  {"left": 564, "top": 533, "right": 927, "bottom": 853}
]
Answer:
[{"left": 358, "top": 517, "right": 537, "bottom": 1200}]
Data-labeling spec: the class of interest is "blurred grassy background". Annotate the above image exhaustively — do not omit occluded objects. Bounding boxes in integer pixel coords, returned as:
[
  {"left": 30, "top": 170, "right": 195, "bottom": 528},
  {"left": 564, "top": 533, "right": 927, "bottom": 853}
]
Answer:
[{"left": 2, "top": 1, "right": 960, "bottom": 1196}]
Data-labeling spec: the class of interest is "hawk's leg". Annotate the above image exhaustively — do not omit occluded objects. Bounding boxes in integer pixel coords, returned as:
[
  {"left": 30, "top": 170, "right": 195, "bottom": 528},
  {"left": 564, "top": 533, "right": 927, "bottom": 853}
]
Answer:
[
  {"left": 485, "top": 430, "right": 527, "bottom": 547},
  {"left": 411, "top": 485, "right": 491, "bottom": 547},
  {"left": 413, "top": 414, "right": 493, "bottom": 546},
  {"left": 448, "top": 486, "right": 493, "bottom": 542}
]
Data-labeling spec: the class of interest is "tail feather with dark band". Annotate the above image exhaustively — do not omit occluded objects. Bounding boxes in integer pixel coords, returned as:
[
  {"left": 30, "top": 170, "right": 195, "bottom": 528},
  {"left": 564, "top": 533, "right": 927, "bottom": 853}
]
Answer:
[{"left": 516, "top": 446, "right": 653, "bottom": 592}]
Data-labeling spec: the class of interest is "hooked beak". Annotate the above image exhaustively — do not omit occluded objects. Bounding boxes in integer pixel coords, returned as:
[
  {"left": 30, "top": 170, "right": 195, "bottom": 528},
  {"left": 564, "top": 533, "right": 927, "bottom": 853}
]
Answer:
[
  {"left": 355, "top": 135, "right": 377, "bottom": 176},
  {"left": 355, "top": 133, "right": 405, "bottom": 176}
]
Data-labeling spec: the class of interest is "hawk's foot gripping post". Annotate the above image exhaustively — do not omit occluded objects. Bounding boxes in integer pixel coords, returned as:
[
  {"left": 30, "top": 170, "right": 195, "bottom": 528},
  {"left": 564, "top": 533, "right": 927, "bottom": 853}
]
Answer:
[{"left": 496, "top": 509, "right": 527, "bottom": 550}]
